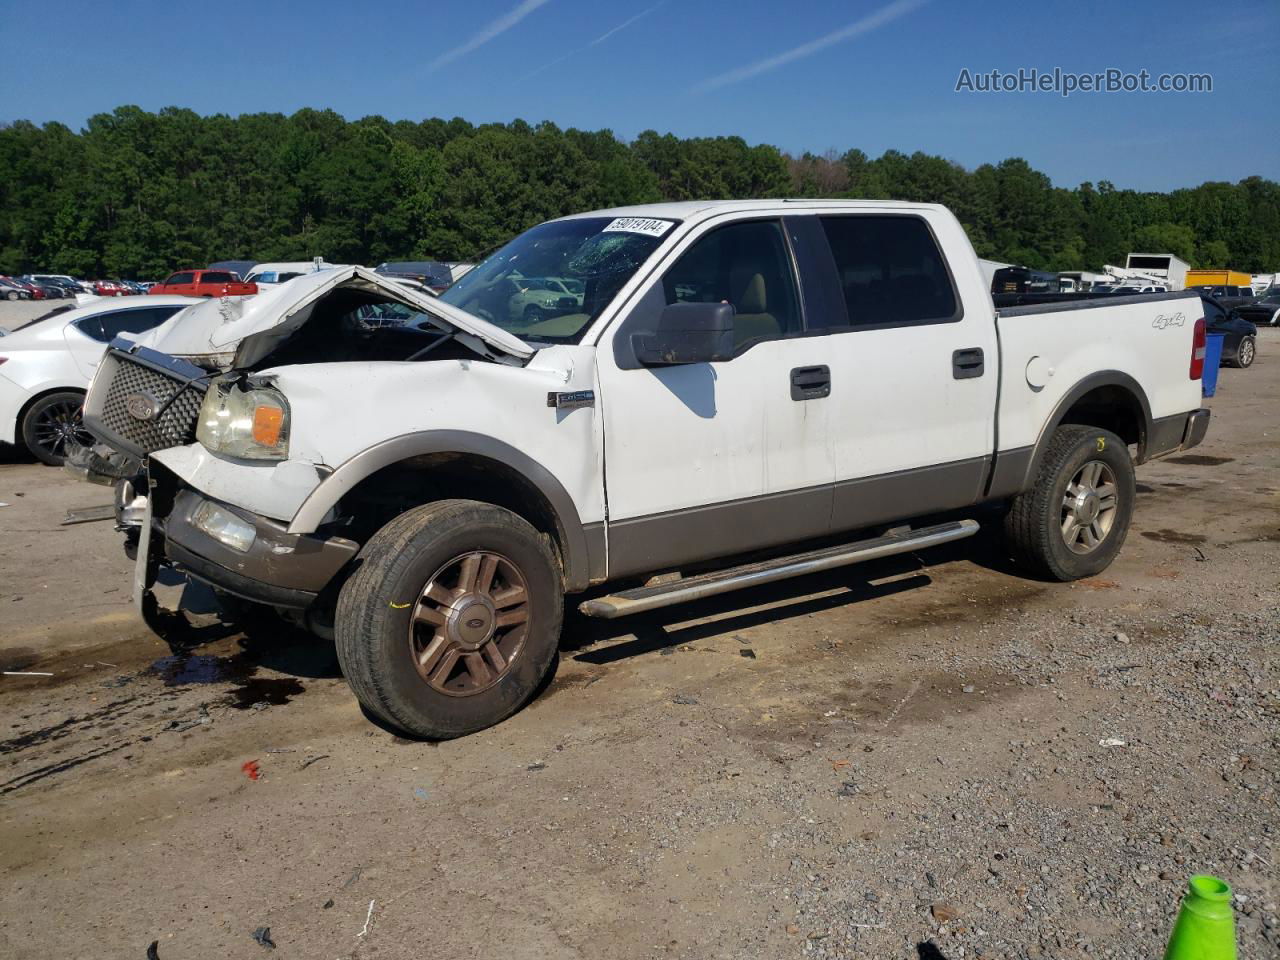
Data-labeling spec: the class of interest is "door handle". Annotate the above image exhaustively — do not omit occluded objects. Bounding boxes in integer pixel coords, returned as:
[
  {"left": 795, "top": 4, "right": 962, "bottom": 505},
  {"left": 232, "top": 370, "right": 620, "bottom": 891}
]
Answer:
[
  {"left": 790, "top": 365, "right": 830, "bottom": 400},
  {"left": 952, "top": 348, "right": 985, "bottom": 379}
]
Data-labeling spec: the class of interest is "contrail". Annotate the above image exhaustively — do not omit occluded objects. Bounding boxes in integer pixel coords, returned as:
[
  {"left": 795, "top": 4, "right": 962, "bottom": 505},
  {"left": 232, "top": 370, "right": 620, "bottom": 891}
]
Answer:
[
  {"left": 520, "top": 2, "right": 664, "bottom": 81},
  {"left": 429, "top": 0, "right": 554, "bottom": 72},
  {"left": 691, "top": 0, "right": 928, "bottom": 92}
]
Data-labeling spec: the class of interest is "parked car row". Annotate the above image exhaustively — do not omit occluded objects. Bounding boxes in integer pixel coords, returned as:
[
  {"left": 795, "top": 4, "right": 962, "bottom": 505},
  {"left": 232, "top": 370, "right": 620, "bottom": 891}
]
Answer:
[{"left": 1235, "top": 286, "right": 1280, "bottom": 327}]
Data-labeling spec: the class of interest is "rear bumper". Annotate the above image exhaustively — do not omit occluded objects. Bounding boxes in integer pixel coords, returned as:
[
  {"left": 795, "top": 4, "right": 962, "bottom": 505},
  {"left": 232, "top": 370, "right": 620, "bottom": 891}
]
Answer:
[
  {"left": 162, "top": 488, "right": 357, "bottom": 609},
  {"left": 1146, "top": 407, "right": 1210, "bottom": 461},
  {"left": 0, "top": 373, "right": 26, "bottom": 445}
]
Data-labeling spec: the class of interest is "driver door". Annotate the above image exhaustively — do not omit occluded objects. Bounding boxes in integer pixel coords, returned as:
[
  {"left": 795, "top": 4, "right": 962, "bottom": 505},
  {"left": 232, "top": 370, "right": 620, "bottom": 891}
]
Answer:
[{"left": 596, "top": 217, "right": 835, "bottom": 579}]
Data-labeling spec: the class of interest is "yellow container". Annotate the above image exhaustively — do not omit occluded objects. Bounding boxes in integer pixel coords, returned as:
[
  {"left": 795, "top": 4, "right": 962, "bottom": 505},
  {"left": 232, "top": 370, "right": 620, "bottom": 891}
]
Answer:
[{"left": 1186, "top": 269, "right": 1252, "bottom": 288}]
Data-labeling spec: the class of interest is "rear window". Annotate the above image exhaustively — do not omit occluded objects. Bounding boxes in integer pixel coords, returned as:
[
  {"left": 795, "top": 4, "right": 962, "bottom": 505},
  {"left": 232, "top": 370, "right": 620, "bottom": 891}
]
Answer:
[
  {"left": 75, "top": 305, "right": 187, "bottom": 343},
  {"left": 820, "top": 215, "right": 960, "bottom": 327}
]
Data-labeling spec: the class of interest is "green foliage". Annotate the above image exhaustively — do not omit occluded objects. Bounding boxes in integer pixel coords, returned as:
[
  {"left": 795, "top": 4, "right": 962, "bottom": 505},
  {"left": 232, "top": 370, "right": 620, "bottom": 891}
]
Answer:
[{"left": 0, "top": 106, "right": 1275, "bottom": 277}]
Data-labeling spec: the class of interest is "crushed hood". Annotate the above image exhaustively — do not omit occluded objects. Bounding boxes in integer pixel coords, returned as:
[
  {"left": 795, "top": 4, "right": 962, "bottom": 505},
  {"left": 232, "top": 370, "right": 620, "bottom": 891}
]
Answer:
[{"left": 137, "top": 265, "right": 533, "bottom": 368}]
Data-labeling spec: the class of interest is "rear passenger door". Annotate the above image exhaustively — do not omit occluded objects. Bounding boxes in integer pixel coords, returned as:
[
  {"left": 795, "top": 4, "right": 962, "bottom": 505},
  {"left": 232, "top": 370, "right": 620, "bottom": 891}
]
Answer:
[{"left": 797, "top": 212, "right": 999, "bottom": 533}]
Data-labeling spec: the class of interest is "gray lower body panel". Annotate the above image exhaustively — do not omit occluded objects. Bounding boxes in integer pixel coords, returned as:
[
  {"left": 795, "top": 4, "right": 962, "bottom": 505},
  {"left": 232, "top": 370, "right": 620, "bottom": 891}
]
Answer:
[
  {"left": 829, "top": 455, "right": 989, "bottom": 532},
  {"left": 606, "top": 456, "right": 991, "bottom": 581},
  {"left": 606, "top": 483, "right": 832, "bottom": 580}
]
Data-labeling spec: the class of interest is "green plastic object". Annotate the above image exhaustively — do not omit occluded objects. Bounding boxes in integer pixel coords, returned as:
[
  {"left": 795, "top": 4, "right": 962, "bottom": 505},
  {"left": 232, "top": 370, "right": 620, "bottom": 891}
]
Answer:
[{"left": 1164, "top": 875, "right": 1237, "bottom": 960}]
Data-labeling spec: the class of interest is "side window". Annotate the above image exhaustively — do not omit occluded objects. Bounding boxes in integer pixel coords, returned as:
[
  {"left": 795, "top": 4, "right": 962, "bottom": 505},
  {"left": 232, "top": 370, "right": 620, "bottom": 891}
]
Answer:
[
  {"left": 166, "top": 272, "right": 195, "bottom": 285},
  {"left": 821, "top": 216, "right": 959, "bottom": 327},
  {"left": 98, "top": 306, "right": 185, "bottom": 341},
  {"left": 201, "top": 271, "right": 233, "bottom": 284},
  {"left": 661, "top": 220, "right": 800, "bottom": 351},
  {"left": 73, "top": 317, "right": 106, "bottom": 341}
]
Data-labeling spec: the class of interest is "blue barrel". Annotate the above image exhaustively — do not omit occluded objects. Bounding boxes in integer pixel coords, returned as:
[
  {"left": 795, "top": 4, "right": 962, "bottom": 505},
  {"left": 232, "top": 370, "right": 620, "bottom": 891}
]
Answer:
[{"left": 1202, "top": 333, "right": 1225, "bottom": 397}]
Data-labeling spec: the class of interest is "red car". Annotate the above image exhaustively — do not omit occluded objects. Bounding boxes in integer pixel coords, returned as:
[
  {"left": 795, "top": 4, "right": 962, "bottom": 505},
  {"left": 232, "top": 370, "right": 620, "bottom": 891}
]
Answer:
[
  {"left": 149, "top": 269, "right": 258, "bottom": 298},
  {"left": 94, "top": 279, "right": 128, "bottom": 297},
  {"left": 0, "top": 275, "right": 41, "bottom": 300}
]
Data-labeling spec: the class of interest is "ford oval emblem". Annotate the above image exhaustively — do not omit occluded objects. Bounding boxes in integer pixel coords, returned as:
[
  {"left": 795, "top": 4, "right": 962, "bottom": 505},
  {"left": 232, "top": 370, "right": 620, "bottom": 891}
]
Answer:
[{"left": 125, "top": 392, "right": 159, "bottom": 422}]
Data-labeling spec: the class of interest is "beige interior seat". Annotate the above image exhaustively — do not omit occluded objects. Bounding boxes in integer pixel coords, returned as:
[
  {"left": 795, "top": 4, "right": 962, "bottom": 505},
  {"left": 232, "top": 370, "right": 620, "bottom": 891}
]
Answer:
[{"left": 730, "top": 268, "right": 779, "bottom": 347}]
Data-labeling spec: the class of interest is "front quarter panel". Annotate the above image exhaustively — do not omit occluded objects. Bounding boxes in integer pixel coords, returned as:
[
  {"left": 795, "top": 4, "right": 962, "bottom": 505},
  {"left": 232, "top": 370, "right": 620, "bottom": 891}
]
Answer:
[{"left": 151, "top": 348, "right": 604, "bottom": 537}]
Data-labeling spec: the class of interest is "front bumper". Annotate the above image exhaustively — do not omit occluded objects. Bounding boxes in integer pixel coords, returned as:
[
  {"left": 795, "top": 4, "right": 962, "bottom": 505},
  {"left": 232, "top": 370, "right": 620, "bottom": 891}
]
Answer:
[{"left": 160, "top": 487, "right": 358, "bottom": 609}]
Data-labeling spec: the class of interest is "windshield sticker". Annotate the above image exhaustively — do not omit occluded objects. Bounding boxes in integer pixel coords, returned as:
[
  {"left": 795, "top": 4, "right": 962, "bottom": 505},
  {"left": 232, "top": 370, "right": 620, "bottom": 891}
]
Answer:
[{"left": 601, "top": 217, "right": 675, "bottom": 238}]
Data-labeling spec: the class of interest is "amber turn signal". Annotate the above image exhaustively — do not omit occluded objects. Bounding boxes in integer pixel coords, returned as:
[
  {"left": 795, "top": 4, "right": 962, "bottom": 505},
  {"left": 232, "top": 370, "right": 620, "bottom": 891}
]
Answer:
[{"left": 252, "top": 405, "right": 284, "bottom": 446}]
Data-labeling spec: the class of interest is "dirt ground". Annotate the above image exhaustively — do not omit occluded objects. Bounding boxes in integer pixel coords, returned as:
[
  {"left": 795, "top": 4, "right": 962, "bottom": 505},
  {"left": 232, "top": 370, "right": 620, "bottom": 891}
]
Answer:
[{"left": 0, "top": 316, "right": 1276, "bottom": 960}]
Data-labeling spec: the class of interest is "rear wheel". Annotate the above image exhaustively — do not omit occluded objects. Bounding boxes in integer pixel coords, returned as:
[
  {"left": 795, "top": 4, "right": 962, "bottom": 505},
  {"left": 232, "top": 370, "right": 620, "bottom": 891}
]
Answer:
[
  {"left": 335, "top": 500, "right": 563, "bottom": 739},
  {"left": 21, "top": 391, "right": 94, "bottom": 466},
  {"left": 5, "top": 290, "right": 17, "bottom": 301},
  {"left": 1004, "top": 425, "right": 1135, "bottom": 581},
  {"left": 1233, "top": 336, "right": 1256, "bottom": 368}
]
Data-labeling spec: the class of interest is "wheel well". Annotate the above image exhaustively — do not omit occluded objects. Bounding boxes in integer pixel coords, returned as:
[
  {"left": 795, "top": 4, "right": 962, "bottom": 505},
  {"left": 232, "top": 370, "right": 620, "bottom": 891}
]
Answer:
[
  {"left": 1057, "top": 385, "right": 1145, "bottom": 454},
  {"left": 327, "top": 453, "right": 568, "bottom": 574},
  {"left": 15, "top": 386, "right": 85, "bottom": 437}
]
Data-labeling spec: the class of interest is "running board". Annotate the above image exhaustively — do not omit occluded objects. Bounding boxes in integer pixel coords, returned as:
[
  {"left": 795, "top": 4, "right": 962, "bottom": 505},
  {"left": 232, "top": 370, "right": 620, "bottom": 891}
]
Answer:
[{"left": 579, "top": 519, "right": 980, "bottom": 619}]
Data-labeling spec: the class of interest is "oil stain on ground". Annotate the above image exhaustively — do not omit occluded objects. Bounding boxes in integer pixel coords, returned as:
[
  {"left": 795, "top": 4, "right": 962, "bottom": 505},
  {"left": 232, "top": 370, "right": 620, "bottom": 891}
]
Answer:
[{"left": 149, "top": 653, "right": 305, "bottom": 708}]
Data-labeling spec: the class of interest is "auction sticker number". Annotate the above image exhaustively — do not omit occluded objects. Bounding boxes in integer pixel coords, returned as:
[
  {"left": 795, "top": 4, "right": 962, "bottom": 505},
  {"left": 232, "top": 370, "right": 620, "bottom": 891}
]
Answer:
[{"left": 602, "top": 217, "right": 675, "bottom": 238}]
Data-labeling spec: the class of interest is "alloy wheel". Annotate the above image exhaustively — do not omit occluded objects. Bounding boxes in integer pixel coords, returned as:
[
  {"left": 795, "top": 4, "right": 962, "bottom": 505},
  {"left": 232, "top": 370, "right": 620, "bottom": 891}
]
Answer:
[
  {"left": 409, "top": 551, "right": 531, "bottom": 696},
  {"left": 1060, "top": 460, "right": 1118, "bottom": 555},
  {"left": 31, "top": 399, "right": 93, "bottom": 461}
]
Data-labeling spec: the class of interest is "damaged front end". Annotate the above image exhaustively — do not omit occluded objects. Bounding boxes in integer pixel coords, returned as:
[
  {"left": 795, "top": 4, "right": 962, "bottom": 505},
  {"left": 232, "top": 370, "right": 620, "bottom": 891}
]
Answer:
[{"left": 72, "top": 266, "right": 536, "bottom": 627}]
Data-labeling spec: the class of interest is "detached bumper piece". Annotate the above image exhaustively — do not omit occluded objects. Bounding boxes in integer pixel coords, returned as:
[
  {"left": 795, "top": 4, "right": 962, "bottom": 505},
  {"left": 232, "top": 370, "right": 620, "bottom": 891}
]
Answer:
[{"left": 164, "top": 490, "right": 358, "bottom": 609}]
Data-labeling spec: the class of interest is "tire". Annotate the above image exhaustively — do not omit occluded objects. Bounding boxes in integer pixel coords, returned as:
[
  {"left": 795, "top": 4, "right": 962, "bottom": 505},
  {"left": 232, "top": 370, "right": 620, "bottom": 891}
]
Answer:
[
  {"left": 5, "top": 291, "right": 17, "bottom": 301},
  {"left": 1234, "top": 336, "right": 1256, "bottom": 369},
  {"left": 1004, "top": 425, "right": 1135, "bottom": 581},
  {"left": 20, "top": 391, "right": 93, "bottom": 466},
  {"left": 335, "top": 499, "right": 563, "bottom": 739},
  {"left": 523, "top": 305, "right": 546, "bottom": 325}
]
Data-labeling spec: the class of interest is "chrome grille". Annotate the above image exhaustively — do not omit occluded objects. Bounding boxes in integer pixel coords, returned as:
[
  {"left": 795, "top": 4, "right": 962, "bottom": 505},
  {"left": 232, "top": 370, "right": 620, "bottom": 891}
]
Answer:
[{"left": 88, "top": 352, "right": 207, "bottom": 457}]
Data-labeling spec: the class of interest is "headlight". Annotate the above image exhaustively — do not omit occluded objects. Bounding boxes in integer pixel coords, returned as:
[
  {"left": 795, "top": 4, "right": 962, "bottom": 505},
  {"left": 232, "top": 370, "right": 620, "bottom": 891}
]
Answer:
[{"left": 196, "top": 377, "right": 290, "bottom": 460}]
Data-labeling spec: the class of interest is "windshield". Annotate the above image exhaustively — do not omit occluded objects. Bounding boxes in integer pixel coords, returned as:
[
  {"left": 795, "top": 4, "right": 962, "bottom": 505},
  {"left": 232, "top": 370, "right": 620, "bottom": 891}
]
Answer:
[{"left": 438, "top": 216, "right": 675, "bottom": 343}]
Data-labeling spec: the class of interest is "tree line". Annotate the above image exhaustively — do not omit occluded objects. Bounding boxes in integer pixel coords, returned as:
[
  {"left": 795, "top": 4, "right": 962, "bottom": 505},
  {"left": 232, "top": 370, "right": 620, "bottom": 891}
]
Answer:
[{"left": 0, "top": 105, "right": 1276, "bottom": 279}]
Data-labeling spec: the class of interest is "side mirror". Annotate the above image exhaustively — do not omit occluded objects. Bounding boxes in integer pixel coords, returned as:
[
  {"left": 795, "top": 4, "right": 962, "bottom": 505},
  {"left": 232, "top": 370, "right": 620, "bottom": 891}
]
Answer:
[{"left": 631, "top": 301, "right": 735, "bottom": 367}]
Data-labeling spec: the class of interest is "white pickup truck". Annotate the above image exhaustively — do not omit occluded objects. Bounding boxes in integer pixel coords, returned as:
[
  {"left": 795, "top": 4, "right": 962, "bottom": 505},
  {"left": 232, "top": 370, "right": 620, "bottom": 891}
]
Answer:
[{"left": 79, "top": 200, "right": 1211, "bottom": 738}]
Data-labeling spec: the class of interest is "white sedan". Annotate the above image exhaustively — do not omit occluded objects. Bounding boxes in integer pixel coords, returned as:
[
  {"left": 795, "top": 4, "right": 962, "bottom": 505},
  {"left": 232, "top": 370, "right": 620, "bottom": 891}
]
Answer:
[{"left": 0, "top": 295, "right": 199, "bottom": 465}]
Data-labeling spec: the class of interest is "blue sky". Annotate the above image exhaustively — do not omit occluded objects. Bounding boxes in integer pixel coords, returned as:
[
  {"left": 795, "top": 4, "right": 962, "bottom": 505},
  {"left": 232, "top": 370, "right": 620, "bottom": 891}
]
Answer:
[{"left": 1, "top": 0, "right": 1277, "bottom": 192}]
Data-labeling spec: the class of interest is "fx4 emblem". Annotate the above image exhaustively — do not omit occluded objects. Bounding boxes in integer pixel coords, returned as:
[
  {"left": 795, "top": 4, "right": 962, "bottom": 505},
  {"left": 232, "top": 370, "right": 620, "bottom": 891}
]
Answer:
[{"left": 125, "top": 392, "right": 161, "bottom": 422}]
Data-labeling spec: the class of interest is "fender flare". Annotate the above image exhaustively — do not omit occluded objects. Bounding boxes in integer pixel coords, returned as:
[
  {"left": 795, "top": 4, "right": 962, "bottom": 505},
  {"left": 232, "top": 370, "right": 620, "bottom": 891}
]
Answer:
[
  {"left": 287, "top": 430, "right": 596, "bottom": 591},
  {"left": 1006, "top": 370, "right": 1153, "bottom": 495}
]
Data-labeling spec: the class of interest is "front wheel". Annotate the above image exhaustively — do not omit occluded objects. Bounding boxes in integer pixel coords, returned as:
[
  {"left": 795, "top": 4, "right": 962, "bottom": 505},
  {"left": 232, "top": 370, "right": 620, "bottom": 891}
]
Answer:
[
  {"left": 21, "top": 391, "right": 94, "bottom": 466},
  {"left": 5, "top": 291, "right": 17, "bottom": 301},
  {"left": 335, "top": 500, "right": 563, "bottom": 739},
  {"left": 1004, "top": 425, "right": 1136, "bottom": 581}
]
